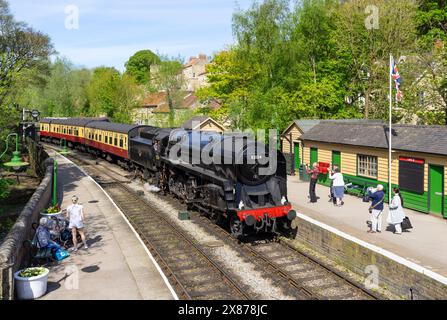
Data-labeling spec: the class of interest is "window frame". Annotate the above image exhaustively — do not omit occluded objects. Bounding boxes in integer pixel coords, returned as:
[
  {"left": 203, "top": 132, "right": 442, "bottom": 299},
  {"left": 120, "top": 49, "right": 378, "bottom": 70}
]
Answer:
[{"left": 357, "top": 154, "right": 378, "bottom": 179}]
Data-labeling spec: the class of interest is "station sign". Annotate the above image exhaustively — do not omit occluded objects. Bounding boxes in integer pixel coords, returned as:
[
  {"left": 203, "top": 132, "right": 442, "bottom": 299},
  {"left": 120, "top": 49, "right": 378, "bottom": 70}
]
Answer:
[{"left": 399, "top": 156, "right": 425, "bottom": 165}]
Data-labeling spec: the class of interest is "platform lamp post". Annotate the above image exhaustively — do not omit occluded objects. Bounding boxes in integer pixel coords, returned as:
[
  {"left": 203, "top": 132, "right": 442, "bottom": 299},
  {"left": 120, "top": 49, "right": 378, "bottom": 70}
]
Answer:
[
  {"left": 0, "top": 133, "right": 30, "bottom": 183},
  {"left": 59, "top": 138, "right": 70, "bottom": 155},
  {"left": 53, "top": 159, "right": 57, "bottom": 206}
]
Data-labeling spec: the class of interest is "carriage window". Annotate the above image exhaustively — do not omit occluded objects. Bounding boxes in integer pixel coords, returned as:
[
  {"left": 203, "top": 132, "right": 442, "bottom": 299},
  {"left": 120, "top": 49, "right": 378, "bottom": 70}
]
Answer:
[
  {"left": 99, "top": 135, "right": 102, "bottom": 142},
  {"left": 105, "top": 136, "right": 108, "bottom": 144},
  {"left": 114, "top": 137, "right": 118, "bottom": 146},
  {"left": 119, "top": 138, "right": 123, "bottom": 148}
]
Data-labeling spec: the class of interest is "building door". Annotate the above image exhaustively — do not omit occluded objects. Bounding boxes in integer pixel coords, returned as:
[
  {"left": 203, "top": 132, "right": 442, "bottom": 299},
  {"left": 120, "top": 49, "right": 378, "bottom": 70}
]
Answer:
[
  {"left": 310, "top": 148, "right": 318, "bottom": 165},
  {"left": 332, "top": 151, "right": 341, "bottom": 169},
  {"left": 294, "top": 143, "right": 300, "bottom": 170},
  {"left": 429, "top": 165, "right": 444, "bottom": 215}
]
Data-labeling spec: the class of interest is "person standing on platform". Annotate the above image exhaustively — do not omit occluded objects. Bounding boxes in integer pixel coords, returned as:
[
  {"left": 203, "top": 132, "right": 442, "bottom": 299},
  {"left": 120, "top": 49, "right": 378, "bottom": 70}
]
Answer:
[
  {"left": 306, "top": 162, "right": 320, "bottom": 203},
  {"left": 367, "top": 185, "right": 385, "bottom": 233},
  {"left": 388, "top": 188, "right": 405, "bottom": 234},
  {"left": 66, "top": 195, "right": 88, "bottom": 251},
  {"left": 329, "top": 166, "right": 345, "bottom": 207}
]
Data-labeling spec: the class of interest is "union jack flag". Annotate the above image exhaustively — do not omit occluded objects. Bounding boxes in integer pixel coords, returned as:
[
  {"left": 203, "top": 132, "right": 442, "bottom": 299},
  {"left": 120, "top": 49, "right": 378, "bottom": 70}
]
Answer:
[{"left": 391, "top": 60, "right": 402, "bottom": 102}]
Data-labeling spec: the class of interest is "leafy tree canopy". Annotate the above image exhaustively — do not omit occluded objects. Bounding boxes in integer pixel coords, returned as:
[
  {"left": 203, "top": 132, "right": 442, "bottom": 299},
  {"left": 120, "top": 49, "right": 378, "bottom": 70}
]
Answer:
[{"left": 125, "top": 50, "right": 160, "bottom": 85}]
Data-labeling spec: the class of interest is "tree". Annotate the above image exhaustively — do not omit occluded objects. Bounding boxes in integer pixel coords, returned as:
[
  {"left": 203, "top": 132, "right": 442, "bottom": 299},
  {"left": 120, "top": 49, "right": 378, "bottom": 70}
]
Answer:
[
  {"left": 87, "top": 67, "right": 121, "bottom": 117},
  {"left": 0, "top": 0, "right": 53, "bottom": 107},
  {"left": 200, "top": 0, "right": 358, "bottom": 130},
  {"left": 333, "top": 0, "right": 418, "bottom": 119},
  {"left": 125, "top": 50, "right": 160, "bottom": 85},
  {"left": 410, "top": 0, "right": 447, "bottom": 124},
  {"left": 87, "top": 66, "right": 141, "bottom": 123},
  {"left": 0, "top": 0, "right": 53, "bottom": 148},
  {"left": 151, "top": 57, "right": 185, "bottom": 127}
]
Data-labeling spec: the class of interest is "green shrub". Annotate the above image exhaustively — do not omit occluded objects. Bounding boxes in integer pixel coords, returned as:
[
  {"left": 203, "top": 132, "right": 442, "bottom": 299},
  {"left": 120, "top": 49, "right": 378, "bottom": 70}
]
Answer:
[
  {"left": 0, "top": 179, "right": 14, "bottom": 200},
  {"left": 18, "top": 267, "right": 46, "bottom": 278}
]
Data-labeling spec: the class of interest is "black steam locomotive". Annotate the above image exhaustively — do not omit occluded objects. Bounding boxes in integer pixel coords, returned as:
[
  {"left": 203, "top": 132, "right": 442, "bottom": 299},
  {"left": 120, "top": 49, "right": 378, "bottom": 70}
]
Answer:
[{"left": 40, "top": 118, "right": 297, "bottom": 237}]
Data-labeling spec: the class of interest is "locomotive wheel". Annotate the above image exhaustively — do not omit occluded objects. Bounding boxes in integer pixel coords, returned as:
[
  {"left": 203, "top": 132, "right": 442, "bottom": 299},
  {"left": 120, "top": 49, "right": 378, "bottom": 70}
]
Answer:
[
  {"left": 210, "top": 210, "right": 223, "bottom": 225},
  {"left": 230, "top": 216, "right": 243, "bottom": 238}
]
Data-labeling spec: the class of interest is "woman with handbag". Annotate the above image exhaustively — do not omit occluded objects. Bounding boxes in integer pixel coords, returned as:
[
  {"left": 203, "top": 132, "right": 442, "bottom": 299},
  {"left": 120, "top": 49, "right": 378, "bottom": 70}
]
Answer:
[
  {"left": 367, "top": 185, "right": 385, "bottom": 233},
  {"left": 388, "top": 188, "right": 405, "bottom": 234}
]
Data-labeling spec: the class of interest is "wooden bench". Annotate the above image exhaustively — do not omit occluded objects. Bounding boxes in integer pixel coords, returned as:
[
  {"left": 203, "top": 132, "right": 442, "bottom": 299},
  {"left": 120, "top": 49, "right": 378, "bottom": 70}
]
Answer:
[{"left": 344, "top": 176, "right": 378, "bottom": 198}]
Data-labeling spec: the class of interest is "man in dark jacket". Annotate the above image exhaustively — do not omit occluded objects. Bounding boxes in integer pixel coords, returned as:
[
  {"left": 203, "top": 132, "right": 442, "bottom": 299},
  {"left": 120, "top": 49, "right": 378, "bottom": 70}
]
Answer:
[
  {"left": 306, "top": 163, "right": 320, "bottom": 203},
  {"left": 367, "top": 184, "right": 385, "bottom": 233}
]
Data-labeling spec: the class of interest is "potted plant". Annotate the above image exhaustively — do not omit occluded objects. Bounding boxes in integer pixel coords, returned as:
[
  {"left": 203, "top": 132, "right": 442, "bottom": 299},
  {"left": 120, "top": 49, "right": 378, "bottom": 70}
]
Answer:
[
  {"left": 14, "top": 267, "right": 49, "bottom": 300},
  {"left": 41, "top": 204, "right": 62, "bottom": 216}
]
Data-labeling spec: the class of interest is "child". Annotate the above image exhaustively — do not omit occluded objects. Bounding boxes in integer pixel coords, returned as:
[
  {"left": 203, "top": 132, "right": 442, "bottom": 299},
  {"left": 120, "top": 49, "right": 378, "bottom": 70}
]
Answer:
[{"left": 66, "top": 195, "right": 88, "bottom": 251}]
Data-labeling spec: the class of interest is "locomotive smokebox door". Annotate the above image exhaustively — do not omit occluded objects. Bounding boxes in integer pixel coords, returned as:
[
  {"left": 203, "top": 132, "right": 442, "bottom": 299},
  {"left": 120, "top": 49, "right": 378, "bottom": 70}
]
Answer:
[{"left": 178, "top": 211, "right": 190, "bottom": 220}]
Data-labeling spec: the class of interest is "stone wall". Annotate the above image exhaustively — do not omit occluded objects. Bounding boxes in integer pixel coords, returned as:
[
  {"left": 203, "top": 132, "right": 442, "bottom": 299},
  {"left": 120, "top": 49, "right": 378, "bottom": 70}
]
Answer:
[
  {"left": 288, "top": 215, "right": 447, "bottom": 300},
  {"left": 0, "top": 158, "right": 54, "bottom": 300}
]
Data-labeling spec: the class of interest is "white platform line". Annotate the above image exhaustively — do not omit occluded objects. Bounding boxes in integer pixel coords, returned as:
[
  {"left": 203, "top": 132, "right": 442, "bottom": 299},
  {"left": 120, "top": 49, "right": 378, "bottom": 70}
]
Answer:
[
  {"left": 55, "top": 152, "right": 179, "bottom": 300},
  {"left": 297, "top": 212, "right": 447, "bottom": 285}
]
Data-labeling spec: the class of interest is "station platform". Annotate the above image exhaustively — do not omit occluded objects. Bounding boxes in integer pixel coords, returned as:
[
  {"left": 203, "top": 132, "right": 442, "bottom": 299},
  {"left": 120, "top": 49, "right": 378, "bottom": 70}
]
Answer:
[
  {"left": 287, "top": 175, "right": 447, "bottom": 280},
  {"left": 41, "top": 151, "right": 175, "bottom": 300}
]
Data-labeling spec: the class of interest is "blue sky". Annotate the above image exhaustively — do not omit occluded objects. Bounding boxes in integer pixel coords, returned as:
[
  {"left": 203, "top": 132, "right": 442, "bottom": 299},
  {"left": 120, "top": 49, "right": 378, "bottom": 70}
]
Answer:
[{"left": 9, "top": 0, "right": 253, "bottom": 71}]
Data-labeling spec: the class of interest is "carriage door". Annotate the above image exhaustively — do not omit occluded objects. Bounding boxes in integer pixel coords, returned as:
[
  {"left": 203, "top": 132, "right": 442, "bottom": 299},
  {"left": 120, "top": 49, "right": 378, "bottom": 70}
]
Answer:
[{"left": 429, "top": 165, "right": 444, "bottom": 216}]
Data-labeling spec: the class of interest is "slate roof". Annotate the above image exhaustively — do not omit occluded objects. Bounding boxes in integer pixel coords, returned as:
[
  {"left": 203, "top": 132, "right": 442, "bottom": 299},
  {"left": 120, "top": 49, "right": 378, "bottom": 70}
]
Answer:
[
  {"left": 141, "top": 91, "right": 199, "bottom": 113},
  {"left": 181, "top": 116, "right": 210, "bottom": 129},
  {"left": 86, "top": 121, "right": 138, "bottom": 134},
  {"left": 300, "top": 122, "right": 447, "bottom": 156},
  {"left": 40, "top": 117, "right": 109, "bottom": 126},
  {"left": 283, "top": 119, "right": 384, "bottom": 134}
]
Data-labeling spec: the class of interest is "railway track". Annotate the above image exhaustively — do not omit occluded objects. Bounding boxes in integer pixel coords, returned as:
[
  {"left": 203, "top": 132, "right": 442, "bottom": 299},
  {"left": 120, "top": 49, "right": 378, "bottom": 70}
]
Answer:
[
  {"left": 190, "top": 213, "right": 381, "bottom": 300},
  {"left": 46, "top": 144, "right": 383, "bottom": 300}
]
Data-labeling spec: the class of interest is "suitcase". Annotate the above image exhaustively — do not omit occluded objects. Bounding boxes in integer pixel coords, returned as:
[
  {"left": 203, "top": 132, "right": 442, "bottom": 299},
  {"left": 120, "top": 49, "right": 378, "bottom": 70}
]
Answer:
[{"left": 401, "top": 216, "right": 413, "bottom": 230}]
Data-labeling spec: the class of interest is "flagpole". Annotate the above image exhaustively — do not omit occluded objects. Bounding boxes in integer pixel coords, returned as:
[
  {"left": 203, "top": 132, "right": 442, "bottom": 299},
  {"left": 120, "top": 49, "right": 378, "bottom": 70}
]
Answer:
[{"left": 389, "top": 54, "right": 393, "bottom": 205}]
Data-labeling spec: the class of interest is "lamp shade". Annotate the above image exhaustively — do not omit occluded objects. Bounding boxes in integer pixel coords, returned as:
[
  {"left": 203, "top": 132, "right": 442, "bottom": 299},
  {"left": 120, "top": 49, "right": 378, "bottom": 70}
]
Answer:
[{"left": 3, "top": 151, "right": 29, "bottom": 170}]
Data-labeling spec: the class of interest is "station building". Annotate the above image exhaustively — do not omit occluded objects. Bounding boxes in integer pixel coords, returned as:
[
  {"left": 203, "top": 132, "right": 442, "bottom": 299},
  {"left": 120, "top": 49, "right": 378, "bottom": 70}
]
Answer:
[
  {"left": 280, "top": 119, "right": 382, "bottom": 173},
  {"left": 282, "top": 120, "right": 447, "bottom": 218}
]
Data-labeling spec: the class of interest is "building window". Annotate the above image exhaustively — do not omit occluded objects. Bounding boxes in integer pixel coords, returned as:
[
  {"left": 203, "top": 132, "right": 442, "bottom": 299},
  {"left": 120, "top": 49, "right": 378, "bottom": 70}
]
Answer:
[{"left": 357, "top": 154, "right": 378, "bottom": 179}]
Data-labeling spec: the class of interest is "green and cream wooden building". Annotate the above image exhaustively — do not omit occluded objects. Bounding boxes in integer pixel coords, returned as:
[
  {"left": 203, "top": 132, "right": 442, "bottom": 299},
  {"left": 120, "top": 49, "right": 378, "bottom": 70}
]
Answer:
[{"left": 294, "top": 121, "right": 447, "bottom": 218}]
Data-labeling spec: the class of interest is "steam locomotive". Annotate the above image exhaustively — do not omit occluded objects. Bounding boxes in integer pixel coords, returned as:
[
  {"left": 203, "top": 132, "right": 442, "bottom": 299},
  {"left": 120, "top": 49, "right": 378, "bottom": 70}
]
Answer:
[{"left": 39, "top": 117, "right": 297, "bottom": 238}]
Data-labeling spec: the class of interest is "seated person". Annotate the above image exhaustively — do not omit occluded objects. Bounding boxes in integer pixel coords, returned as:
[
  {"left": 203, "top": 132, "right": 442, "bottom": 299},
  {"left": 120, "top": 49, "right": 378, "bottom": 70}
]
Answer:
[{"left": 35, "top": 218, "right": 61, "bottom": 252}]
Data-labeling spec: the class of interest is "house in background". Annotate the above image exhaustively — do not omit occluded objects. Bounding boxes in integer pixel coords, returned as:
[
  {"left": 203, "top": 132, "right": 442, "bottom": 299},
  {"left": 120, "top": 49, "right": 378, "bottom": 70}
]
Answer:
[
  {"left": 181, "top": 115, "right": 226, "bottom": 133},
  {"left": 134, "top": 91, "right": 222, "bottom": 127},
  {"left": 182, "top": 54, "right": 210, "bottom": 92}
]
